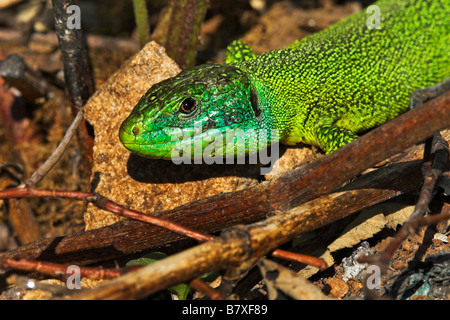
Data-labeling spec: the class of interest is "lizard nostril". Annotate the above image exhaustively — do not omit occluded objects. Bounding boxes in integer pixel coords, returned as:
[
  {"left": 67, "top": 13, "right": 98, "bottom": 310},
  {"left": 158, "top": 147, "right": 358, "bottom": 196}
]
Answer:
[{"left": 132, "top": 125, "right": 140, "bottom": 136}]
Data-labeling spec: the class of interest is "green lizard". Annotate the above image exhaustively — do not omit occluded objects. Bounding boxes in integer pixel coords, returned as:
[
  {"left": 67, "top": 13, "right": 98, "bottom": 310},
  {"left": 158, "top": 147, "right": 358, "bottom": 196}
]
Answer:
[{"left": 119, "top": 0, "right": 449, "bottom": 161}]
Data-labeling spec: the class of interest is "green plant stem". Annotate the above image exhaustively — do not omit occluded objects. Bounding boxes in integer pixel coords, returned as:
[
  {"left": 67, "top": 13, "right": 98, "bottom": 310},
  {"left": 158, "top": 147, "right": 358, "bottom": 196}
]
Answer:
[{"left": 133, "top": 0, "right": 151, "bottom": 47}]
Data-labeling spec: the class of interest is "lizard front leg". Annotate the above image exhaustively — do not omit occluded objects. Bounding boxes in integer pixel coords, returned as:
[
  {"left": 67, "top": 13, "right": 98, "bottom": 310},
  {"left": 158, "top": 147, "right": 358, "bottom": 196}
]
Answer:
[{"left": 315, "top": 123, "right": 359, "bottom": 154}]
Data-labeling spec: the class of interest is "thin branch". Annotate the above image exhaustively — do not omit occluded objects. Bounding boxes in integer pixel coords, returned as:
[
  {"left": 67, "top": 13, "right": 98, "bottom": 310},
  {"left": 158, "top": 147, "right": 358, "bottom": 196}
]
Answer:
[
  {"left": 28, "top": 0, "right": 95, "bottom": 185},
  {"left": 271, "top": 249, "right": 328, "bottom": 271},
  {"left": 0, "top": 185, "right": 327, "bottom": 268},
  {"left": 359, "top": 200, "right": 450, "bottom": 269},
  {"left": 411, "top": 133, "right": 449, "bottom": 221},
  {"left": 359, "top": 205, "right": 450, "bottom": 276},
  {"left": 26, "top": 109, "right": 85, "bottom": 186},
  {"left": 0, "top": 185, "right": 211, "bottom": 242},
  {"left": 95, "top": 193, "right": 213, "bottom": 242},
  {"left": 52, "top": 0, "right": 94, "bottom": 110},
  {"left": 0, "top": 258, "right": 125, "bottom": 280},
  {"left": 0, "top": 257, "right": 224, "bottom": 300},
  {"left": 359, "top": 133, "right": 449, "bottom": 271},
  {"left": 188, "top": 278, "right": 224, "bottom": 300}
]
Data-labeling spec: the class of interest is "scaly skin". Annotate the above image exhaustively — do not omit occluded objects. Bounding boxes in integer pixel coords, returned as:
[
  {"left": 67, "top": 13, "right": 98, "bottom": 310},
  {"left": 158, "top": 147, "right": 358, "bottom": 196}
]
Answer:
[{"left": 119, "top": 0, "right": 449, "bottom": 159}]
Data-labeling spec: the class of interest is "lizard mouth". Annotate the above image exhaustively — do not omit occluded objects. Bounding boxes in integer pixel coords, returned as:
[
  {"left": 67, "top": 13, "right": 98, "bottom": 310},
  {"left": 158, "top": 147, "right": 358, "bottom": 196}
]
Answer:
[
  {"left": 119, "top": 114, "right": 270, "bottom": 160},
  {"left": 119, "top": 122, "right": 228, "bottom": 159},
  {"left": 119, "top": 122, "right": 177, "bottom": 159}
]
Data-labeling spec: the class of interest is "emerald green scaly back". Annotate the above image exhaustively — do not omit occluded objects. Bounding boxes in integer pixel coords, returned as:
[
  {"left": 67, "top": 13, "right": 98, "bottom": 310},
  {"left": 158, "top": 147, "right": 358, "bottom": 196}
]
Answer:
[
  {"left": 237, "top": 0, "right": 450, "bottom": 152},
  {"left": 119, "top": 0, "right": 449, "bottom": 159}
]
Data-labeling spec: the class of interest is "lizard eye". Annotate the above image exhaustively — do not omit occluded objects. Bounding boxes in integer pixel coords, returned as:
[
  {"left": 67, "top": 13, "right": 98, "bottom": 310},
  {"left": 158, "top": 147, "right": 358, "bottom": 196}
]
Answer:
[{"left": 179, "top": 98, "right": 196, "bottom": 114}]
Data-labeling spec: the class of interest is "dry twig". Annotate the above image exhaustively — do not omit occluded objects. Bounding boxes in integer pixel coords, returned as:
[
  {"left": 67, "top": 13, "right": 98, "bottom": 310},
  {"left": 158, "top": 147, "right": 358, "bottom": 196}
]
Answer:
[
  {"left": 0, "top": 257, "right": 224, "bottom": 300},
  {"left": 26, "top": 0, "right": 94, "bottom": 186}
]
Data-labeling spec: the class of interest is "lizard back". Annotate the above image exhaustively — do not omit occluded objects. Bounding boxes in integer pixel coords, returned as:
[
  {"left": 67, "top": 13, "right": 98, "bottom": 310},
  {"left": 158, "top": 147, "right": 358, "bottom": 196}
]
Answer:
[{"left": 239, "top": 0, "right": 450, "bottom": 146}]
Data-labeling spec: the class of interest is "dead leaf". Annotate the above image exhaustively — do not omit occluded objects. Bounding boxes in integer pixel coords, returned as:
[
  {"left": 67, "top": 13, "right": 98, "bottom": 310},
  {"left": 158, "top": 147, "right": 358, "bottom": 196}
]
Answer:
[
  {"left": 298, "top": 201, "right": 415, "bottom": 278},
  {"left": 258, "top": 258, "right": 331, "bottom": 300},
  {"left": 384, "top": 204, "right": 415, "bottom": 230}
]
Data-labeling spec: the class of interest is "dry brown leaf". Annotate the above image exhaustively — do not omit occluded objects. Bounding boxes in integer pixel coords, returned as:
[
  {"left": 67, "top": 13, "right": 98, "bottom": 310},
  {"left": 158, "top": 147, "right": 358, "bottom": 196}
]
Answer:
[
  {"left": 298, "top": 201, "right": 415, "bottom": 278},
  {"left": 384, "top": 203, "right": 415, "bottom": 230},
  {"left": 258, "top": 258, "right": 331, "bottom": 300},
  {"left": 329, "top": 202, "right": 414, "bottom": 252},
  {"left": 328, "top": 211, "right": 386, "bottom": 252}
]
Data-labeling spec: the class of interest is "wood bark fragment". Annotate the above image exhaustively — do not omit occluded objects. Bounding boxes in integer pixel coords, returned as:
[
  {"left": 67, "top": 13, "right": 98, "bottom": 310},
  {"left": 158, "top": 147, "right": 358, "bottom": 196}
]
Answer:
[{"left": 49, "top": 0, "right": 94, "bottom": 180}]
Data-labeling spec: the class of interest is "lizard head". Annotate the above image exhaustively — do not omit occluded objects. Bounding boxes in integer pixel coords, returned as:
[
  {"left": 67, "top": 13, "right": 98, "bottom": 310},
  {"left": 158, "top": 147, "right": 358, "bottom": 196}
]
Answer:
[{"left": 119, "top": 63, "right": 270, "bottom": 160}]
